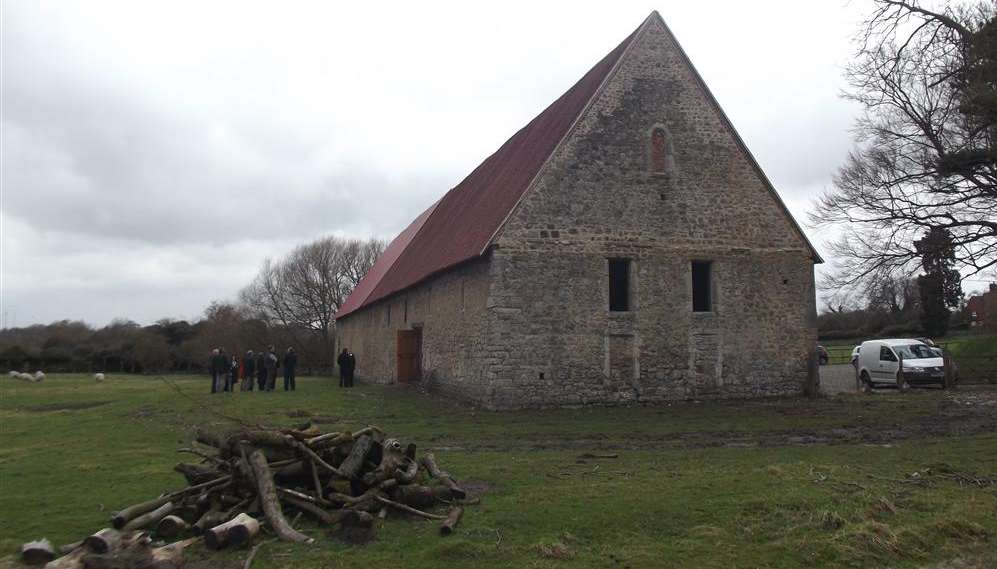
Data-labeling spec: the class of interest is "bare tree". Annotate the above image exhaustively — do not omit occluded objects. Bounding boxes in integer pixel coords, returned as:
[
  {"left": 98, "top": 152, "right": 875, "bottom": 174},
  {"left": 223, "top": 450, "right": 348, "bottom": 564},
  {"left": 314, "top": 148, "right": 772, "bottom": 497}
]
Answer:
[
  {"left": 812, "top": 0, "right": 996, "bottom": 292},
  {"left": 239, "top": 236, "right": 385, "bottom": 358}
]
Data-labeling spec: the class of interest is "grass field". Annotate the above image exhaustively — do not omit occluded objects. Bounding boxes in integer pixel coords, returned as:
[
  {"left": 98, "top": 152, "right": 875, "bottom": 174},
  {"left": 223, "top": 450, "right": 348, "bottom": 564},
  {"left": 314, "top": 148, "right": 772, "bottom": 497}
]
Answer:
[
  {"left": 821, "top": 334, "right": 996, "bottom": 368},
  {"left": 2, "top": 375, "right": 996, "bottom": 568}
]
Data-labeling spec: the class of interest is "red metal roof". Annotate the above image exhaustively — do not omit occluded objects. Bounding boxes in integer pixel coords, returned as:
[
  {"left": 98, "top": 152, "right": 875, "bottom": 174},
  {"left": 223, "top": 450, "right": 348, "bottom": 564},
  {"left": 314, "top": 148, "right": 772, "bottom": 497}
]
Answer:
[
  {"left": 336, "top": 19, "right": 643, "bottom": 319},
  {"left": 336, "top": 199, "right": 439, "bottom": 317}
]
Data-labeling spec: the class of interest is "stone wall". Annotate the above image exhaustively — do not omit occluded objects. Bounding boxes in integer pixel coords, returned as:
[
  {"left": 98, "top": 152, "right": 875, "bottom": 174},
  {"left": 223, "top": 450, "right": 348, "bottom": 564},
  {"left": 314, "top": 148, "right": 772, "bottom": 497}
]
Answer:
[
  {"left": 481, "top": 16, "right": 818, "bottom": 408},
  {"left": 335, "top": 256, "right": 495, "bottom": 402}
]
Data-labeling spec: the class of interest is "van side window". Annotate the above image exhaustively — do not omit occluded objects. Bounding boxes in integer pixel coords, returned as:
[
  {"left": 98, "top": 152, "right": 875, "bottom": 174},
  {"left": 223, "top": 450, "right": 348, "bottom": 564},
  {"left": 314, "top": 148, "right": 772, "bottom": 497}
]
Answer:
[{"left": 879, "top": 346, "right": 896, "bottom": 362}]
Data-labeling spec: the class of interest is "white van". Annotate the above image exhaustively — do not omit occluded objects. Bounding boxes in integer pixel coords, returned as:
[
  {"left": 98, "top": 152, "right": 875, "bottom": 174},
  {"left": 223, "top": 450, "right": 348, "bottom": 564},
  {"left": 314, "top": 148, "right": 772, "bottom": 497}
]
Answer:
[{"left": 856, "top": 339, "right": 945, "bottom": 390}]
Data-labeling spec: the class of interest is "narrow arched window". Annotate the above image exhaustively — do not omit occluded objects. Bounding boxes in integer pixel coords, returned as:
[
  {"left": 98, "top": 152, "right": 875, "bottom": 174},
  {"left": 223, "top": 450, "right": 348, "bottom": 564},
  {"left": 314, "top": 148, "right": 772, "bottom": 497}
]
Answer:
[{"left": 650, "top": 127, "right": 668, "bottom": 173}]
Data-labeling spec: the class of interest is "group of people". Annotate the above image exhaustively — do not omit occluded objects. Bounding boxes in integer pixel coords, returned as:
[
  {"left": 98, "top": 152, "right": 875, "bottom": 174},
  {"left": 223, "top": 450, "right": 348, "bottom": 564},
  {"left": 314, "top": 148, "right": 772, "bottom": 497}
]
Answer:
[
  {"left": 209, "top": 345, "right": 297, "bottom": 393},
  {"left": 208, "top": 346, "right": 358, "bottom": 392}
]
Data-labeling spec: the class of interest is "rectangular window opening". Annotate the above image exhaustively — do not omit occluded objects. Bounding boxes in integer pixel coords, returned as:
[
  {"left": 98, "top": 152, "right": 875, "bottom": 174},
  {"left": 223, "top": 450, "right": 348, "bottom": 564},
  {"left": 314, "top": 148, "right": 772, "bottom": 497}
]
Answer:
[
  {"left": 692, "top": 261, "right": 712, "bottom": 312},
  {"left": 608, "top": 258, "right": 631, "bottom": 312}
]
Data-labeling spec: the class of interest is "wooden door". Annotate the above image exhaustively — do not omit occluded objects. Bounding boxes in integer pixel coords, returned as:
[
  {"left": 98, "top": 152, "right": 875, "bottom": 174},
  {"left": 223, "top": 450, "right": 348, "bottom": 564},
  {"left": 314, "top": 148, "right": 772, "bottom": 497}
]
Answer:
[{"left": 396, "top": 329, "right": 422, "bottom": 382}]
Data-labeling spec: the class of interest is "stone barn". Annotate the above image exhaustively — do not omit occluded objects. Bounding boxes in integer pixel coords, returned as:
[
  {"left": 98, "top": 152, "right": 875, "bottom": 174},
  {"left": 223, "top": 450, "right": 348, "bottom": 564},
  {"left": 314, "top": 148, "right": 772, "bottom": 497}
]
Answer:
[{"left": 335, "top": 11, "right": 822, "bottom": 409}]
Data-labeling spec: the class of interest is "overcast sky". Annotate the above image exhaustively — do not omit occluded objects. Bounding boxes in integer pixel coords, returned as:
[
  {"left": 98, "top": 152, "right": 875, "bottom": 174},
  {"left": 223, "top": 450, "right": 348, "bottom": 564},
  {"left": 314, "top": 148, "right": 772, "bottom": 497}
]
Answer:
[{"left": 2, "top": 1, "right": 986, "bottom": 327}]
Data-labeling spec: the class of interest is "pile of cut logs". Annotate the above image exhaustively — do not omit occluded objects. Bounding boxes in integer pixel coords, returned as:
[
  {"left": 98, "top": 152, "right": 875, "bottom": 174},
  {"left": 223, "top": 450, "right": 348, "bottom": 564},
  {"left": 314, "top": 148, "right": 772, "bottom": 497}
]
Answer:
[{"left": 21, "top": 423, "right": 469, "bottom": 568}]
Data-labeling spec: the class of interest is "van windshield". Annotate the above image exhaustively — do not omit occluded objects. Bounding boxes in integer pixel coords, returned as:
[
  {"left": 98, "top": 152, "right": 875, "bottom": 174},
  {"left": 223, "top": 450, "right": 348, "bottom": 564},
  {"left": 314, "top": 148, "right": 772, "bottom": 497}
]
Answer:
[{"left": 894, "top": 344, "right": 937, "bottom": 360}]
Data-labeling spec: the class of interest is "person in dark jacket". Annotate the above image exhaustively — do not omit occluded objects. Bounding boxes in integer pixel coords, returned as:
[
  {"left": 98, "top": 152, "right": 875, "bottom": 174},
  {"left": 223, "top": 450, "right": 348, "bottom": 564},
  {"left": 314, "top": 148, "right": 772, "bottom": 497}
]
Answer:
[
  {"left": 210, "top": 348, "right": 228, "bottom": 393},
  {"left": 265, "top": 345, "right": 278, "bottom": 391},
  {"left": 337, "top": 348, "right": 349, "bottom": 388},
  {"left": 283, "top": 347, "right": 297, "bottom": 391},
  {"left": 209, "top": 348, "right": 221, "bottom": 393},
  {"left": 346, "top": 350, "right": 356, "bottom": 387},
  {"left": 255, "top": 350, "right": 267, "bottom": 392},
  {"left": 243, "top": 350, "right": 256, "bottom": 391}
]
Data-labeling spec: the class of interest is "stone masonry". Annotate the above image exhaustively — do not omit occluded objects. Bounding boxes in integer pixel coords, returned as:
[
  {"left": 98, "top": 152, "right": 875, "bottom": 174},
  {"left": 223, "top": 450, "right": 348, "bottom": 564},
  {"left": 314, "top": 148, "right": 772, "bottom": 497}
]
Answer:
[{"left": 335, "top": 13, "right": 820, "bottom": 409}]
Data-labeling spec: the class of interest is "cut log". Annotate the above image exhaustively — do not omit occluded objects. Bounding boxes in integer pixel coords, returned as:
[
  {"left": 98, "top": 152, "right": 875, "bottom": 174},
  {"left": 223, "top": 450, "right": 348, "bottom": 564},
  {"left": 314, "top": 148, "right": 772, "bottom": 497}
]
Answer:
[
  {"left": 440, "top": 506, "right": 464, "bottom": 535},
  {"left": 390, "top": 484, "right": 455, "bottom": 508},
  {"left": 111, "top": 496, "right": 171, "bottom": 529},
  {"left": 374, "top": 496, "right": 446, "bottom": 520},
  {"left": 83, "top": 528, "right": 121, "bottom": 554},
  {"left": 205, "top": 513, "right": 260, "bottom": 550},
  {"left": 337, "top": 434, "right": 374, "bottom": 479},
  {"left": 111, "top": 475, "right": 231, "bottom": 528},
  {"left": 292, "top": 440, "right": 344, "bottom": 477},
  {"left": 21, "top": 539, "right": 55, "bottom": 565},
  {"left": 156, "top": 515, "right": 190, "bottom": 539},
  {"left": 193, "top": 509, "right": 231, "bottom": 535},
  {"left": 281, "top": 495, "right": 352, "bottom": 526},
  {"left": 248, "top": 449, "right": 314, "bottom": 544},
  {"left": 420, "top": 453, "right": 467, "bottom": 499},
  {"left": 42, "top": 547, "right": 85, "bottom": 569},
  {"left": 123, "top": 501, "right": 176, "bottom": 531},
  {"left": 58, "top": 541, "right": 83, "bottom": 555},
  {"left": 174, "top": 462, "right": 221, "bottom": 485},
  {"left": 194, "top": 427, "right": 226, "bottom": 449},
  {"left": 395, "top": 457, "right": 419, "bottom": 484},
  {"left": 151, "top": 536, "right": 200, "bottom": 566}
]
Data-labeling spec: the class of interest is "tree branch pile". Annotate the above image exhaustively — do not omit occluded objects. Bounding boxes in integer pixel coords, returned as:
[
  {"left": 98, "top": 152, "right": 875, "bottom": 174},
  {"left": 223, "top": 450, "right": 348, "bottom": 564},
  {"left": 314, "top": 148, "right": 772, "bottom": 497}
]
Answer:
[{"left": 21, "top": 423, "right": 471, "bottom": 567}]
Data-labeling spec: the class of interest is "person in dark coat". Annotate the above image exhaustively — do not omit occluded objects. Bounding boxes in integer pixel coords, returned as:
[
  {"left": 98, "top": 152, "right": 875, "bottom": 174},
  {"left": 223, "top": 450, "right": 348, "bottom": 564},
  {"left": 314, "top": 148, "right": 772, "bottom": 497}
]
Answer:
[
  {"left": 209, "top": 348, "right": 221, "bottom": 393},
  {"left": 255, "top": 350, "right": 267, "bottom": 391},
  {"left": 337, "top": 348, "right": 349, "bottom": 388},
  {"left": 346, "top": 350, "right": 356, "bottom": 387},
  {"left": 265, "top": 345, "right": 279, "bottom": 391},
  {"left": 243, "top": 350, "right": 256, "bottom": 391},
  {"left": 211, "top": 348, "right": 229, "bottom": 393},
  {"left": 283, "top": 347, "right": 297, "bottom": 391}
]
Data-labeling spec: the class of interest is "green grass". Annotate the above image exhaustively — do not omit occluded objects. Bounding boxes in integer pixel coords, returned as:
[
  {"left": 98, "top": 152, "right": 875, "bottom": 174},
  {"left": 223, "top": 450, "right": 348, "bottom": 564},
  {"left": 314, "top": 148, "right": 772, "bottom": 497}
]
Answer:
[{"left": 1, "top": 375, "right": 996, "bottom": 568}]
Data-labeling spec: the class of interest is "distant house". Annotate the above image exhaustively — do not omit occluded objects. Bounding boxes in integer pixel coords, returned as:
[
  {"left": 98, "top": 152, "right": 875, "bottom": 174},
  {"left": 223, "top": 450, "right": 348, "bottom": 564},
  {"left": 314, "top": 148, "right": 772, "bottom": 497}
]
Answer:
[
  {"left": 967, "top": 284, "right": 997, "bottom": 332},
  {"left": 336, "top": 12, "right": 821, "bottom": 409}
]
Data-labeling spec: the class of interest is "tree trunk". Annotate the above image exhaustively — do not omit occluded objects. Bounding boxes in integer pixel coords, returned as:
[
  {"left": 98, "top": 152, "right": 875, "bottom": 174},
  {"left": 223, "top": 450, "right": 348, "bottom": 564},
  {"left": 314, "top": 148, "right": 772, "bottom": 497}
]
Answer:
[{"left": 247, "top": 449, "right": 314, "bottom": 544}]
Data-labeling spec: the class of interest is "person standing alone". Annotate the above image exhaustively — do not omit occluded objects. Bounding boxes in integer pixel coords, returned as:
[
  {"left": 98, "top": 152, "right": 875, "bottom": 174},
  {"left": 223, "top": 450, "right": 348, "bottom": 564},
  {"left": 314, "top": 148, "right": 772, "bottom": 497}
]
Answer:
[{"left": 283, "top": 347, "right": 297, "bottom": 391}]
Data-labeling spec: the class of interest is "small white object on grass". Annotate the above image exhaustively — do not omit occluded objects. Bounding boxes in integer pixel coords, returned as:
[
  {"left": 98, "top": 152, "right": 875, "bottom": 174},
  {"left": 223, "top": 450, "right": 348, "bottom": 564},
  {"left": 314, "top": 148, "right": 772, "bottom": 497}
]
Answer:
[
  {"left": 17, "top": 372, "right": 35, "bottom": 382},
  {"left": 94, "top": 373, "right": 106, "bottom": 382},
  {"left": 34, "top": 371, "right": 45, "bottom": 381},
  {"left": 8, "top": 371, "right": 18, "bottom": 378}
]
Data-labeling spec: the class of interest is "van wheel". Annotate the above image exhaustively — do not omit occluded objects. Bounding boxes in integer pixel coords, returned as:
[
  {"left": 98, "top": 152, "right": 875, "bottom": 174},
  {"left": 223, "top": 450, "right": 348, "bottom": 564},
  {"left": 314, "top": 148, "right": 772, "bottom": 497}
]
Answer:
[
  {"left": 859, "top": 371, "right": 872, "bottom": 394},
  {"left": 896, "top": 373, "right": 911, "bottom": 391}
]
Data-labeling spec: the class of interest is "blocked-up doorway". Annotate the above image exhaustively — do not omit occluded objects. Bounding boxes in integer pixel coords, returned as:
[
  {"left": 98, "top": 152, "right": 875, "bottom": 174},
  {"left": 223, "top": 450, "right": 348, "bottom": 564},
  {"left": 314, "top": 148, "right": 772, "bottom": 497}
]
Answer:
[{"left": 396, "top": 328, "right": 422, "bottom": 382}]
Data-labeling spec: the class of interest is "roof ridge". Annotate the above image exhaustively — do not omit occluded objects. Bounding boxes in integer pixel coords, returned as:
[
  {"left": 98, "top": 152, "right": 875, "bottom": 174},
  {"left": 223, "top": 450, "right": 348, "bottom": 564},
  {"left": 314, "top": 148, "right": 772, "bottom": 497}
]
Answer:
[{"left": 481, "top": 12, "right": 658, "bottom": 253}]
